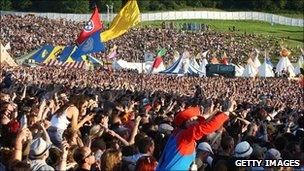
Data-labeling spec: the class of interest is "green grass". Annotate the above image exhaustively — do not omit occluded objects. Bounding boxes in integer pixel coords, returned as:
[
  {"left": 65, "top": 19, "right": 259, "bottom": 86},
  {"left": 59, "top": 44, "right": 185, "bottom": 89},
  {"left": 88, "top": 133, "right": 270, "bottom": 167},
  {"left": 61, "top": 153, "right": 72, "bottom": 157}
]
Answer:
[
  {"left": 278, "top": 12, "right": 304, "bottom": 19},
  {"left": 140, "top": 19, "right": 304, "bottom": 48}
]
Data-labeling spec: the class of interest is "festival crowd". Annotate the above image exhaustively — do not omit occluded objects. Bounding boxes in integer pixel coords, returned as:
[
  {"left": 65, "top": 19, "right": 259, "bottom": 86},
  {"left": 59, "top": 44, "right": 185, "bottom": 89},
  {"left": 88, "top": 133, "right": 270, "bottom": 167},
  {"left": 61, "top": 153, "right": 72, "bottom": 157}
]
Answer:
[
  {"left": 0, "top": 66, "right": 303, "bottom": 171},
  {"left": 2, "top": 14, "right": 298, "bottom": 66}
]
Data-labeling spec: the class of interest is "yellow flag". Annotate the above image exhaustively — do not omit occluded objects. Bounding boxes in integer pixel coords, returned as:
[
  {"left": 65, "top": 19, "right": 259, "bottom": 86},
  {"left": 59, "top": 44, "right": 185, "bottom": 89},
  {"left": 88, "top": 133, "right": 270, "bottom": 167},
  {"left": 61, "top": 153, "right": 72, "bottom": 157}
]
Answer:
[
  {"left": 101, "top": 0, "right": 140, "bottom": 42},
  {"left": 43, "top": 46, "right": 64, "bottom": 63}
]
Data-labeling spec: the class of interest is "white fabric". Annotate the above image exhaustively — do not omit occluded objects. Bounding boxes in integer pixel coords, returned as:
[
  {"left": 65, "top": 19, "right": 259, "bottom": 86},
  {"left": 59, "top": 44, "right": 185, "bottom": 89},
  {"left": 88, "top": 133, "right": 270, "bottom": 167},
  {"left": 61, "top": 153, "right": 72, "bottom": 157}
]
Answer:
[
  {"left": 253, "top": 57, "right": 261, "bottom": 68},
  {"left": 51, "top": 111, "right": 70, "bottom": 130},
  {"left": 151, "top": 62, "right": 165, "bottom": 73},
  {"left": 275, "top": 57, "right": 296, "bottom": 77},
  {"left": 258, "top": 60, "right": 274, "bottom": 77},
  {"left": 0, "top": 43, "right": 18, "bottom": 66},
  {"left": 199, "top": 58, "right": 208, "bottom": 76},
  {"left": 112, "top": 59, "right": 153, "bottom": 73},
  {"left": 243, "top": 64, "right": 257, "bottom": 77},
  {"left": 294, "top": 55, "right": 303, "bottom": 75},
  {"left": 190, "top": 58, "right": 200, "bottom": 70},
  {"left": 231, "top": 63, "right": 244, "bottom": 77}
]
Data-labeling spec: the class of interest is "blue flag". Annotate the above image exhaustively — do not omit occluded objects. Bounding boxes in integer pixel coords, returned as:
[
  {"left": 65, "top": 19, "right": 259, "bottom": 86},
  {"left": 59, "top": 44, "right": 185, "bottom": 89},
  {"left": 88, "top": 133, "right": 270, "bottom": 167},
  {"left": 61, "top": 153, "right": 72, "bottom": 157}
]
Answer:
[
  {"left": 58, "top": 46, "right": 75, "bottom": 62},
  {"left": 32, "top": 44, "right": 54, "bottom": 63},
  {"left": 72, "top": 30, "right": 106, "bottom": 62}
]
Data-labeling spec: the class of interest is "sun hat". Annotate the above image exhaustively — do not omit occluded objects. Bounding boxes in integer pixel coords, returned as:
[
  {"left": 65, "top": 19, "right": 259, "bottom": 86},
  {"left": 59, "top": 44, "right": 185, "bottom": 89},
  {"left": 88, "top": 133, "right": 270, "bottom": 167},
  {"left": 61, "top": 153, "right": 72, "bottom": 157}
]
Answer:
[
  {"left": 197, "top": 142, "right": 214, "bottom": 154},
  {"left": 158, "top": 123, "right": 174, "bottom": 133},
  {"left": 265, "top": 148, "right": 282, "bottom": 160},
  {"left": 234, "top": 141, "right": 253, "bottom": 158},
  {"left": 29, "top": 137, "right": 52, "bottom": 159}
]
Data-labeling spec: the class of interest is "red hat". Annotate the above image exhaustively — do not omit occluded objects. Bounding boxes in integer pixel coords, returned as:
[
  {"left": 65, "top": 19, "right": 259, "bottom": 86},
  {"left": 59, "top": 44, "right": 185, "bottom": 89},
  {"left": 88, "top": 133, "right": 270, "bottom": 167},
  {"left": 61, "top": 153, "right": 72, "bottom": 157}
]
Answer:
[{"left": 173, "top": 106, "right": 201, "bottom": 127}]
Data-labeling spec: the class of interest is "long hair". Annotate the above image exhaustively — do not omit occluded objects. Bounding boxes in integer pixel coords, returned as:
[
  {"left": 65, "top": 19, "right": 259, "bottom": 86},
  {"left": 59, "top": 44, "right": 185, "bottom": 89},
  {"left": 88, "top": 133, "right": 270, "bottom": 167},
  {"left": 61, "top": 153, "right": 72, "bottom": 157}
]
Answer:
[
  {"left": 56, "top": 94, "right": 89, "bottom": 116},
  {"left": 135, "top": 156, "right": 157, "bottom": 171},
  {"left": 100, "top": 149, "right": 122, "bottom": 171}
]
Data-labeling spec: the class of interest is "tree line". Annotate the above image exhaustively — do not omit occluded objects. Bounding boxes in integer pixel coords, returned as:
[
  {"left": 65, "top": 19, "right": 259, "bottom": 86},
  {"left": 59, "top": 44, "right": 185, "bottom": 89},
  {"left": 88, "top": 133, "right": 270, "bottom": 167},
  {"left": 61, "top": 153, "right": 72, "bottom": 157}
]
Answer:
[{"left": 0, "top": 0, "right": 303, "bottom": 14}]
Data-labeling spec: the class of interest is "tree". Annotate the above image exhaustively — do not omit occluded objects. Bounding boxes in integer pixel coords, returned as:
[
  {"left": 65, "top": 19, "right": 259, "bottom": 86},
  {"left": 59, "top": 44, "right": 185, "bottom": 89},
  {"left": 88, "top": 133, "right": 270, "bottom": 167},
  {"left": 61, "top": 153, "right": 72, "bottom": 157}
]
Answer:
[
  {"left": 11, "top": 0, "right": 32, "bottom": 11},
  {"left": 0, "top": 0, "right": 12, "bottom": 11},
  {"left": 57, "top": 0, "right": 90, "bottom": 13},
  {"left": 277, "top": 0, "right": 287, "bottom": 9}
]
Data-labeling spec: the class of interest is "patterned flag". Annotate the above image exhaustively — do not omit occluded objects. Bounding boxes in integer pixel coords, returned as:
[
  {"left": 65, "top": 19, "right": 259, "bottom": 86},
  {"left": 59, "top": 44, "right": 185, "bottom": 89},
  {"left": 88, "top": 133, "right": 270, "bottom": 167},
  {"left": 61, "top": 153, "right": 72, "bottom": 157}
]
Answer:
[
  {"left": 76, "top": 7, "right": 103, "bottom": 45},
  {"left": 72, "top": 30, "right": 106, "bottom": 62}
]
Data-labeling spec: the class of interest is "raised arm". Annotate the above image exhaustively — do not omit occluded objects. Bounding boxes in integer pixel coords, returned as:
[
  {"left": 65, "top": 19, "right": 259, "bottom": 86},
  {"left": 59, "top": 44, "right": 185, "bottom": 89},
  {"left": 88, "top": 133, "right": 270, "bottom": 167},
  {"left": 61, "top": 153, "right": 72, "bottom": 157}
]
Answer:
[
  {"left": 69, "top": 107, "right": 94, "bottom": 130},
  {"left": 180, "top": 99, "right": 236, "bottom": 141},
  {"left": 182, "top": 112, "right": 229, "bottom": 141}
]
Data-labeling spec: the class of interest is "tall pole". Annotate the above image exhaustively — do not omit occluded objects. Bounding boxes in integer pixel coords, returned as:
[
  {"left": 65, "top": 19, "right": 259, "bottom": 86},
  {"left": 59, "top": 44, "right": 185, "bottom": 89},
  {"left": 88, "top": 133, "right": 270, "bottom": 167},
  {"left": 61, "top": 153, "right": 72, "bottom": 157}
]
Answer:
[
  {"left": 110, "top": 3, "right": 114, "bottom": 21},
  {"left": 106, "top": 5, "right": 110, "bottom": 23}
]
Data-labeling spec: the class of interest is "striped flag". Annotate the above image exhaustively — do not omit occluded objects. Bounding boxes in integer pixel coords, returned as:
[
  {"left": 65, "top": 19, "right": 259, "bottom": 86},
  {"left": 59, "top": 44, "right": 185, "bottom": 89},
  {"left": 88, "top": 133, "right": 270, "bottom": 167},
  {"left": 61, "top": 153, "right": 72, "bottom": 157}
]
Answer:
[{"left": 46, "top": 60, "right": 87, "bottom": 69}]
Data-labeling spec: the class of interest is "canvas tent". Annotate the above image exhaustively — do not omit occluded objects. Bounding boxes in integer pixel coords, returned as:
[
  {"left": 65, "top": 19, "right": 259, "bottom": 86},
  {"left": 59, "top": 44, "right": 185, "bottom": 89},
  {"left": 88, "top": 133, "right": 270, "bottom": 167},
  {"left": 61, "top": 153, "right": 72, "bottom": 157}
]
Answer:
[
  {"left": 161, "top": 56, "right": 202, "bottom": 75},
  {"left": 231, "top": 63, "right": 244, "bottom": 77},
  {"left": 258, "top": 59, "right": 275, "bottom": 77},
  {"left": 253, "top": 49, "right": 261, "bottom": 68},
  {"left": 275, "top": 56, "right": 295, "bottom": 77},
  {"left": 0, "top": 43, "right": 18, "bottom": 67},
  {"left": 199, "top": 58, "right": 209, "bottom": 76},
  {"left": 112, "top": 59, "right": 153, "bottom": 73},
  {"left": 242, "top": 58, "right": 257, "bottom": 77},
  {"left": 294, "top": 55, "right": 304, "bottom": 75}
]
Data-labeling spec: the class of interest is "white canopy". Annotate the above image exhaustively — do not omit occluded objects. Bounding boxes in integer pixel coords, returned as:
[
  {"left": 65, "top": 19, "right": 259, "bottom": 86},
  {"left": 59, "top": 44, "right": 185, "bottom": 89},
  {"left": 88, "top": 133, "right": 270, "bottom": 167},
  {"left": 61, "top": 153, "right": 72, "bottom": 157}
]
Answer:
[
  {"left": 258, "top": 60, "right": 274, "bottom": 77},
  {"left": 0, "top": 43, "right": 18, "bottom": 67},
  {"left": 243, "top": 64, "right": 257, "bottom": 77},
  {"left": 231, "top": 63, "right": 244, "bottom": 77},
  {"left": 275, "top": 57, "right": 295, "bottom": 77},
  {"left": 199, "top": 58, "right": 209, "bottom": 76},
  {"left": 112, "top": 59, "right": 153, "bottom": 73},
  {"left": 294, "top": 55, "right": 303, "bottom": 75}
]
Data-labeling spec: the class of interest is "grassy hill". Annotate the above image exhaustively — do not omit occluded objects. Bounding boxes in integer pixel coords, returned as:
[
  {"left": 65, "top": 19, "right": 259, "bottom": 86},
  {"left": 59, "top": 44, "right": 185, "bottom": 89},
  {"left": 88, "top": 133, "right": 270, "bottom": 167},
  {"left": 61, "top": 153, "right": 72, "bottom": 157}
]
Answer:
[{"left": 140, "top": 19, "right": 303, "bottom": 49}]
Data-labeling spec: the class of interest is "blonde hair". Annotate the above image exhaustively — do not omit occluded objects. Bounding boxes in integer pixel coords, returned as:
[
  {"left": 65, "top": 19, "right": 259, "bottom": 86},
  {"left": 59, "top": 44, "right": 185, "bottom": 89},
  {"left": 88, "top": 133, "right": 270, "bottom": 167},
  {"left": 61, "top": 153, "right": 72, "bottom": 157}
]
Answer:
[{"left": 100, "top": 149, "right": 122, "bottom": 171}]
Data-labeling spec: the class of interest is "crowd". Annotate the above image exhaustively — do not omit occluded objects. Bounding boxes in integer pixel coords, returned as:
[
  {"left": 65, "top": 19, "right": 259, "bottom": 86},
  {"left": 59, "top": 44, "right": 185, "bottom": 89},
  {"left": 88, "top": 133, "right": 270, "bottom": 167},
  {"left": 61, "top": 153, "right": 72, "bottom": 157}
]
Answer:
[
  {"left": 0, "top": 66, "right": 303, "bottom": 171},
  {"left": 1, "top": 14, "right": 296, "bottom": 65}
]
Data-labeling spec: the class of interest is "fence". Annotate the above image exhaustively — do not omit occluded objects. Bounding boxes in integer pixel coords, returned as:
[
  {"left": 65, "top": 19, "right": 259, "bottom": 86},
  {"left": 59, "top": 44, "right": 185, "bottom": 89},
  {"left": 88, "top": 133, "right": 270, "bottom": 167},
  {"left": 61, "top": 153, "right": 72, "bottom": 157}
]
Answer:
[{"left": 1, "top": 10, "right": 303, "bottom": 27}]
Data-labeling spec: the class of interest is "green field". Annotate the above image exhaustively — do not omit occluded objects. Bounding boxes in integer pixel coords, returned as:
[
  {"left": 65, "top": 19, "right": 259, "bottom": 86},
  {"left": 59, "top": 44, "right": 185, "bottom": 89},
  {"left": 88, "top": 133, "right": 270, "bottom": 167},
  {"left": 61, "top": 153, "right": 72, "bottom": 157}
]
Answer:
[{"left": 140, "top": 19, "right": 304, "bottom": 49}]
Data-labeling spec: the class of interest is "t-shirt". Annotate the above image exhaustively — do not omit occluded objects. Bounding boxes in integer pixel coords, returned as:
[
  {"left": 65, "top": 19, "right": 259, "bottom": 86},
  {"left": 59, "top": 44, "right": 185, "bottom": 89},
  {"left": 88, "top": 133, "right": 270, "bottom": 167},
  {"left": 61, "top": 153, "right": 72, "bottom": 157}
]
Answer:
[{"left": 29, "top": 159, "right": 54, "bottom": 171}]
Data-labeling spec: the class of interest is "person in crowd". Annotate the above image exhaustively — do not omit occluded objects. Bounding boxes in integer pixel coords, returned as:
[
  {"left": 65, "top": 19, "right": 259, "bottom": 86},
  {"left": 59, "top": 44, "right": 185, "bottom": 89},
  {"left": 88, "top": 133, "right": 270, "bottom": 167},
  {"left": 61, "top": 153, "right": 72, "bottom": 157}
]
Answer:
[
  {"left": 194, "top": 142, "right": 214, "bottom": 171},
  {"left": 73, "top": 146, "right": 96, "bottom": 171},
  {"left": 135, "top": 156, "right": 158, "bottom": 171},
  {"left": 48, "top": 94, "right": 94, "bottom": 147},
  {"left": 156, "top": 97, "right": 236, "bottom": 170},
  {"left": 28, "top": 137, "right": 54, "bottom": 171},
  {"left": 100, "top": 148, "right": 122, "bottom": 171}
]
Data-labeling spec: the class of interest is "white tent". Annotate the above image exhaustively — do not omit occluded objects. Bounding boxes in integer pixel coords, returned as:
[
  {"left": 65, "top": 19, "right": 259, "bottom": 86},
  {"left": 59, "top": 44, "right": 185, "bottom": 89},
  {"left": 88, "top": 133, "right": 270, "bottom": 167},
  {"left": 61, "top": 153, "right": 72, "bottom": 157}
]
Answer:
[
  {"left": 242, "top": 58, "right": 257, "bottom": 77},
  {"left": 190, "top": 58, "right": 200, "bottom": 70},
  {"left": 294, "top": 55, "right": 303, "bottom": 75},
  {"left": 231, "top": 63, "right": 244, "bottom": 77},
  {"left": 258, "top": 59, "right": 275, "bottom": 77},
  {"left": 199, "top": 58, "right": 208, "bottom": 76},
  {"left": 161, "top": 55, "right": 202, "bottom": 75},
  {"left": 112, "top": 59, "right": 153, "bottom": 73},
  {"left": 0, "top": 43, "right": 18, "bottom": 67},
  {"left": 253, "top": 49, "right": 261, "bottom": 68},
  {"left": 275, "top": 57, "right": 296, "bottom": 77}
]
